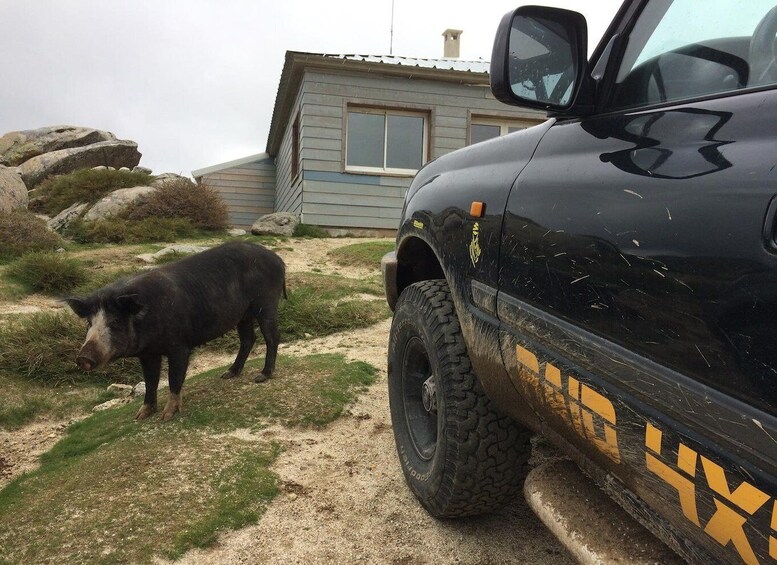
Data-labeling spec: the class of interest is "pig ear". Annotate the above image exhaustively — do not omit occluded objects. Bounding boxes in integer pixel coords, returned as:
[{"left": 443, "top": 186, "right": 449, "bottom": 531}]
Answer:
[
  {"left": 62, "top": 297, "right": 90, "bottom": 318},
  {"left": 116, "top": 294, "right": 146, "bottom": 317}
]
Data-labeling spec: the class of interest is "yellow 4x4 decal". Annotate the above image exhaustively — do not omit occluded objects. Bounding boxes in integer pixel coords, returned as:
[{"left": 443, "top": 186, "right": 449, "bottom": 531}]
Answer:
[{"left": 515, "top": 343, "right": 776, "bottom": 564}]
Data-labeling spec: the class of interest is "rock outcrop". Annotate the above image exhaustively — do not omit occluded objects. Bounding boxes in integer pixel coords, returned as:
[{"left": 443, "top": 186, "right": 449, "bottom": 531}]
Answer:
[
  {"left": 83, "top": 185, "right": 156, "bottom": 222},
  {"left": 0, "top": 126, "right": 117, "bottom": 167},
  {"left": 0, "top": 165, "right": 28, "bottom": 212},
  {"left": 251, "top": 212, "right": 299, "bottom": 236},
  {"left": 151, "top": 173, "right": 188, "bottom": 187},
  {"left": 48, "top": 202, "right": 89, "bottom": 232},
  {"left": 19, "top": 140, "right": 142, "bottom": 188}
]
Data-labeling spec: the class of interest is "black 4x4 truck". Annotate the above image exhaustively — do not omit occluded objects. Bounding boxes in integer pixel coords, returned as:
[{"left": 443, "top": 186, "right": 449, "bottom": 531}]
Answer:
[{"left": 382, "top": 1, "right": 777, "bottom": 563}]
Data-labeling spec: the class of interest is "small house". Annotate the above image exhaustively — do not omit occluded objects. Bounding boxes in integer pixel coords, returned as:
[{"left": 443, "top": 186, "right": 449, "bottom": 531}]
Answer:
[{"left": 194, "top": 34, "right": 545, "bottom": 232}]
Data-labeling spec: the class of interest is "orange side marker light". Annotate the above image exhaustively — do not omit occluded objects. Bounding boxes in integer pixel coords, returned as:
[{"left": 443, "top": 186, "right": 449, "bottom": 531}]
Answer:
[{"left": 470, "top": 201, "right": 485, "bottom": 218}]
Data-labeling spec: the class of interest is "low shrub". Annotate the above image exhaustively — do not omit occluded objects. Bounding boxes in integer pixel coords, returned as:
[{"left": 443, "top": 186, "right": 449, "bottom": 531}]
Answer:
[
  {"left": 34, "top": 168, "right": 153, "bottom": 215},
  {"left": 6, "top": 252, "right": 89, "bottom": 295},
  {"left": 0, "top": 209, "right": 62, "bottom": 261},
  {"left": 292, "top": 223, "right": 330, "bottom": 238},
  {"left": 66, "top": 216, "right": 197, "bottom": 244},
  {"left": 124, "top": 178, "right": 228, "bottom": 231},
  {"left": 0, "top": 311, "right": 139, "bottom": 386}
]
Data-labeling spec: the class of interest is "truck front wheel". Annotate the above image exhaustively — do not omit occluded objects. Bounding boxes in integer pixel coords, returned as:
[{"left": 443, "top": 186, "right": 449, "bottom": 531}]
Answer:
[{"left": 388, "top": 279, "right": 531, "bottom": 517}]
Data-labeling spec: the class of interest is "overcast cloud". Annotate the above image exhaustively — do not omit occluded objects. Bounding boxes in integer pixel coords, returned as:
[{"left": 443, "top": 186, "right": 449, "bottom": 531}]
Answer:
[{"left": 0, "top": 1, "right": 622, "bottom": 175}]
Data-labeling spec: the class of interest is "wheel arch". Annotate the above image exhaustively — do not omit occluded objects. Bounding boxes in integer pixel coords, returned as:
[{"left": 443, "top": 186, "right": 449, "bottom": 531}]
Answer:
[{"left": 396, "top": 236, "right": 446, "bottom": 299}]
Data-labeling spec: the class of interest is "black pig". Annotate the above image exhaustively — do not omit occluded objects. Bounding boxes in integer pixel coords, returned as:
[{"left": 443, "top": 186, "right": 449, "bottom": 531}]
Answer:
[{"left": 64, "top": 241, "right": 286, "bottom": 421}]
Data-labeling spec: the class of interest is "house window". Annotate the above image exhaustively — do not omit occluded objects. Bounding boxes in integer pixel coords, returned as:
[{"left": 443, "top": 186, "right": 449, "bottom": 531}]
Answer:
[
  {"left": 291, "top": 113, "right": 300, "bottom": 180},
  {"left": 346, "top": 107, "right": 427, "bottom": 174},
  {"left": 469, "top": 118, "right": 528, "bottom": 145}
]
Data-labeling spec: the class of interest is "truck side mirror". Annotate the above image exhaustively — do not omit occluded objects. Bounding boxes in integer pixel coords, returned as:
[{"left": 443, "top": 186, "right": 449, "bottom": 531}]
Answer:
[{"left": 491, "top": 6, "right": 588, "bottom": 113}]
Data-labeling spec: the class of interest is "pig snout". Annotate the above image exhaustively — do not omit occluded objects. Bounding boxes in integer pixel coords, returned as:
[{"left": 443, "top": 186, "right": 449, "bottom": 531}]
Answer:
[
  {"left": 75, "top": 341, "right": 108, "bottom": 371},
  {"left": 76, "top": 355, "right": 96, "bottom": 371},
  {"left": 76, "top": 310, "right": 113, "bottom": 371}
]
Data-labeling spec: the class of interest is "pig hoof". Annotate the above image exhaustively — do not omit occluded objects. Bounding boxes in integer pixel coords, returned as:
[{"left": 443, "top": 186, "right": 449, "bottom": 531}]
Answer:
[
  {"left": 161, "top": 396, "right": 181, "bottom": 421},
  {"left": 254, "top": 372, "right": 271, "bottom": 384},
  {"left": 135, "top": 404, "right": 156, "bottom": 420},
  {"left": 221, "top": 370, "right": 238, "bottom": 379}
]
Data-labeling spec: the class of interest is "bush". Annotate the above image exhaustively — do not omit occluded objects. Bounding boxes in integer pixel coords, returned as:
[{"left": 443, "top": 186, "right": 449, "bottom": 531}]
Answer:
[
  {"left": 0, "top": 209, "right": 63, "bottom": 261},
  {"left": 34, "top": 168, "right": 153, "bottom": 215},
  {"left": 6, "top": 252, "right": 89, "bottom": 295},
  {"left": 124, "top": 178, "right": 228, "bottom": 231},
  {"left": 0, "top": 311, "right": 139, "bottom": 386},
  {"left": 292, "top": 223, "right": 329, "bottom": 238},
  {"left": 66, "top": 216, "right": 197, "bottom": 244}
]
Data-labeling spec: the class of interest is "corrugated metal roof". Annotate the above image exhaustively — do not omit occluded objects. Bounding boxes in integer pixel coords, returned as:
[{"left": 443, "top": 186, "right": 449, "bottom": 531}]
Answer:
[
  {"left": 321, "top": 54, "right": 490, "bottom": 74},
  {"left": 192, "top": 152, "right": 271, "bottom": 178}
]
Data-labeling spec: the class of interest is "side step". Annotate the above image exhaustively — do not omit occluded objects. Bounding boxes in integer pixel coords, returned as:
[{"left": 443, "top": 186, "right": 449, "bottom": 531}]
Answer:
[{"left": 524, "top": 460, "right": 683, "bottom": 565}]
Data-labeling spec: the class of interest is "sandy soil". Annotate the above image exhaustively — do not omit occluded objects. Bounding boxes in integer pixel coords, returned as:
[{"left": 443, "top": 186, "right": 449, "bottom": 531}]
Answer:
[
  {"left": 1, "top": 237, "right": 572, "bottom": 564},
  {"left": 168, "top": 317, "right": 571, "bottom": 565}
]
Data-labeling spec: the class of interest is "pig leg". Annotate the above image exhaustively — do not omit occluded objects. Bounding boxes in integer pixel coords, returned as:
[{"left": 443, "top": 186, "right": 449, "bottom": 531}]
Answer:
[
  {"left": 135, "top": 354, "right": 162, "bottom": 420},
  {"left": 255, "top": 311, "right": 280, "bottom": 383},
  {"left": 221, "top": 317, "right": 256, "bottom": 379},
  {"left": 162, "top": 347, "right": 190, "bottom": 421}
]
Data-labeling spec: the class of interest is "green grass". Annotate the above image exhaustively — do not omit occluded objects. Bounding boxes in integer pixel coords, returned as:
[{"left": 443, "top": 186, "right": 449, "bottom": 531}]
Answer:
[
  {"left": 0, "top": 353, "right": 376, "bottom": 563},
  {"left": 328, "top": 240, "right": 395, "bottom": 269},
  {"left": 202, "top": 272, "right": 389, "bottom": 353},
  {"left": 5, "top": 252, "right": 89, "bottom": 295},
  {"left": 0, "top": 310, "right": 140, "bottom": 387},
  {"left": 0, "top": 373, "right": 110, "bottom": 430},
  {"left": 33, "top": 168, "right": 153, "bottom": 215},
  {"left": 72, "top": 266, "right": 142, "bottom": 295}
]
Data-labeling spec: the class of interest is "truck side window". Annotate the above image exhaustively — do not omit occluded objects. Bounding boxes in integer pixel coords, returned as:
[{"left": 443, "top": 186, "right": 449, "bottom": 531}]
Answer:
[{"left": 610, "top": 0, "right": 777, "bottom": 110}]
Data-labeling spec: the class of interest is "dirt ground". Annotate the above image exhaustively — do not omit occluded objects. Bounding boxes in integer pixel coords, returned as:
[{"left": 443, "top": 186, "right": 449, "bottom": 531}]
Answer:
[{"left": 1, "top": 237, "right": 573, "bottom": 564}]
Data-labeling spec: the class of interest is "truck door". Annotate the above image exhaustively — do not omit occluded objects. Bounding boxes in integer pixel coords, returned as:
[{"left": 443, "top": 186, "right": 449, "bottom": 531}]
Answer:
[{"left": 497, "top": 2, "right": 777, "bottom": 563}]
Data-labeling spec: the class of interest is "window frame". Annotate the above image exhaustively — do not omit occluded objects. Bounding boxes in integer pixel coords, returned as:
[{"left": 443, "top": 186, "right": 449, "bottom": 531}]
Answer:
[
  {"left": 601, "top": 0, "right": 777, "bottom": 114},
  {"left": 468, "top": 115, "right": 538, "bottom": 145},
  {"left": 291, "top": 113, "right": 300, "bottom": 181},
  {"left": 343, "top": 105, "right": 430, "bottom": 176}
]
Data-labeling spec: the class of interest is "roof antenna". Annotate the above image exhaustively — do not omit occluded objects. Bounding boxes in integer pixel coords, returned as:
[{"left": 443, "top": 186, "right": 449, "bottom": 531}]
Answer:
[{"left": 390, "top": 0, "right": 395, "bottom": 55}]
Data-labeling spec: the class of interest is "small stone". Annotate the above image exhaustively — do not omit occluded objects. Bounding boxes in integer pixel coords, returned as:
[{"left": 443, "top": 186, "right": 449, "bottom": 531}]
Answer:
[
  {"left": 55, "top": 247, "right": 65, "bottom": 253},
  {"left": 132, "top": 166, "right": 152, "bottom": 175},
  {"left": 288, "top": 493, "right": 298, "bottom": 501},
  {"left": 107, "top": 383, "right": 133, "bottom": 397},
  {"left": 93, "top": 398, "right": 131, "bottom": 412},
  {"left": 228, "top": 228, "right": 247, "bottom": 237},
  {"left": 304, "top": 333, "right": 312, "bottom": 339},
  {"left": 118, "top": 167, "right": 130, "bottom": 172},
  {"left": 132, "top": 382, "right": 146, "bottom": 397}
]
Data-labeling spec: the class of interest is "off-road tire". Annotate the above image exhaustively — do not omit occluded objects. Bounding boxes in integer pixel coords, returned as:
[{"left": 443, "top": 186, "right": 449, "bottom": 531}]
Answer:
[{"left": 388, "top": 279, "right": 532, "bottom": 517}]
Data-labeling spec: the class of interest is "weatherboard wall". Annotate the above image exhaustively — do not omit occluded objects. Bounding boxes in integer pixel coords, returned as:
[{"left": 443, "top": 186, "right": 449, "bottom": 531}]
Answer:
[
  {"left": 274, "top": 87, "right": 304, "bottom": 219},
  {"left": 273, "top": 67, "right": 544, "bottom": 229},
  {"left": 199, "top": 157, "right": 277, "bottom": 227}
]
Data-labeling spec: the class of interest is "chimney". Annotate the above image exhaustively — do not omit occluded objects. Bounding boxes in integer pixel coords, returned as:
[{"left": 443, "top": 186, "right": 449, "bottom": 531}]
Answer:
[{"left": 442, "top": 29, "right": 463, "bottom": 58}]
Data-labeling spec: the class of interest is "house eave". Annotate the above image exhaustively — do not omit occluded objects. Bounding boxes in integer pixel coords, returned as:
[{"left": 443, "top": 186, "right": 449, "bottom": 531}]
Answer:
[
  {"left": 192, "top": 152, "right": 271, "bottom": 179},
  {"left": 265, "top": 51, "right": 491, "bottom": 157}
]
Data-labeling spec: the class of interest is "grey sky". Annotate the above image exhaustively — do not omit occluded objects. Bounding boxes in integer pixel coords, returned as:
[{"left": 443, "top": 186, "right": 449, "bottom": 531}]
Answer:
[{"left": 0, "top": 1, "right": 622, "bottom": 176}]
